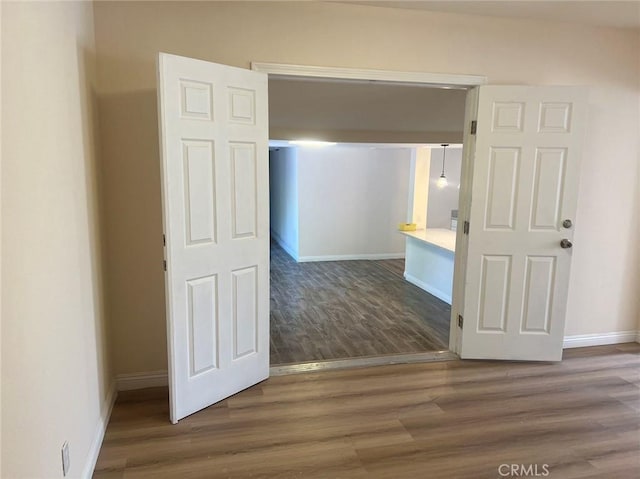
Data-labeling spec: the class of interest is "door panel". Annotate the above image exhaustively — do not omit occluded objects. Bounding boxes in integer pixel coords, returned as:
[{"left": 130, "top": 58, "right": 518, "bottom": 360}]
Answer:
[
  {"left": 485, "top": 147, "right": 519, "bottom": 230},
  {"left": 530, "top": 148, "right": 566, "bottom": 230},
  {"left": 461, "top": 86, "right": 586, "bottom": 361},
  {"left": 157, "top": 53, "right": 269, "bottom": 422}
]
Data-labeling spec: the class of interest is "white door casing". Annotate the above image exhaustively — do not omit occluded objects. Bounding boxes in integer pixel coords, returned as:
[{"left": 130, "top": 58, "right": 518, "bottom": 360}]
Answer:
[
  {"left": 157, "top": 53, "right": 269, "bottom": 423},
  {"left": 461, "top": 86, "right": 586, "bottom": 361}
]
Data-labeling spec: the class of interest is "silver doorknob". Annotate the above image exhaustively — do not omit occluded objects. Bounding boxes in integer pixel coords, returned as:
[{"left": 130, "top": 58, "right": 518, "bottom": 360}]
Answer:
[
  {"left": 560, "top": 239, "right": 573, "bottom": 249},
  {"left": 562, "top": 219, "right": 573, "bottom": 229}
]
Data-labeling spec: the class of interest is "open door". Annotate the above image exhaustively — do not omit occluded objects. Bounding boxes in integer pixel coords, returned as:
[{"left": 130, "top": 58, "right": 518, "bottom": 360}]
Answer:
[
  {"left": 157, "top": 53, "right": 269, "bottom": 422},
  {"left": 461, "top": 86, "right": 586, "bottom": 361}
]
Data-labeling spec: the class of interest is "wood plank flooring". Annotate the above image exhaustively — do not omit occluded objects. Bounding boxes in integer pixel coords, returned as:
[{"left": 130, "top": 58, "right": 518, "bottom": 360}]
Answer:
[
  {"left": 270, "top": 241, "right": 450, "bottom": 364},
  {"left": 93, "top": 343, "right": 640, "bottom": 478}
]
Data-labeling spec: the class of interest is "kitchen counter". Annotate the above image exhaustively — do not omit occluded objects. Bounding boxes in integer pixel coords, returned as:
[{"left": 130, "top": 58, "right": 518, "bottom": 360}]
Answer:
[
  {"left": 399, "top": 228, "right": 456, "bottom": 253},
  {"left": 400, "top": 228, "right": 456, "bottom": 305}
]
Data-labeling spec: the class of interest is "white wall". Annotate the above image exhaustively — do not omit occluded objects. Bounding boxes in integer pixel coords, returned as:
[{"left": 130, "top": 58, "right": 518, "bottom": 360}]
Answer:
[
  {"left": 427, "top": 147, "right": 463, "bottom": 229},
  {"left": 269, "top": 147, "right": 299, "bottom": 258},
  {"left": 2, "top": 2, "right": 113, "bottom": 477},
  {"left": 296, "top": 146, "right": 411, "bottom": 260}
]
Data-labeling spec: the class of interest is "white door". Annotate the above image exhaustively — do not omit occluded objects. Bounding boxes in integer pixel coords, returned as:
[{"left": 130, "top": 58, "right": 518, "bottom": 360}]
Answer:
[
  {"left": 461, "top": 86, "right": 586, "bottom": 361},
  {"left": 157, "top": 53, "right": 269, "bottom": 422}
]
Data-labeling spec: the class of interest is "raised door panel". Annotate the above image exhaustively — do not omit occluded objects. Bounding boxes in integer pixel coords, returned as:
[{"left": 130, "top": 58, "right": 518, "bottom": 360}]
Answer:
[
  {"left": 478, "top": 255, "right": 511, "bottom": 333},
  {"left": 530, "top": 148, "right": 566, "bottom": 231},
  {"left": 230, "top": 143, "right": 258, "bottom": 239},
  {"left": 180, "top": 80, "right": 213, "bottom": 121},
  {"left": 485, "top": 148, "right": 520, "bottom": 230},
  {"left": 520, "top": 256, "right": 556, "bottom": 334},
  {"left": 182, "top": 140, "right": 217, "bottom": 245},
  {"left": 538, "top": 102, "right": 572, "bottom": 133},
  {"left": 492, "top": 102, "right": 525, "bottom": 132},
  {"left": 228, "top": 87, "right": 256, "bottom": 124},
  {"left": 232, "top": 266, "right": 258, "bottom": 359},
  {"left": 187, "top": 275, "right": 219, "bottom": 376}
]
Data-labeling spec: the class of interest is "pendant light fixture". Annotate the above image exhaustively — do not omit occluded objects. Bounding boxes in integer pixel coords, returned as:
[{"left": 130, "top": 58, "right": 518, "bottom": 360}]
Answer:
[{"left": 436, "top": 143, "right": 449, "bottom": 189}]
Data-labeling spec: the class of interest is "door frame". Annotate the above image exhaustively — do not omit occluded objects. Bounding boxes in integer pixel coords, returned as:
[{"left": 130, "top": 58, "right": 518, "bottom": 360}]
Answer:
[{"left": 252, "top": 62, "right": 487, "bottom": 355}]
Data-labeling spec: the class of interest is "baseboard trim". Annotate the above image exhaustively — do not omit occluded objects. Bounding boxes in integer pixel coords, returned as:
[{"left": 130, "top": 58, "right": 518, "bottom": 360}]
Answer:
[
  {"left": 270, "top": 232, "right": 299, "bottom": 261},
  {"left": 298, "top": 253, "right": 405, "bottom": 263},
  {"left": 404, "top": 272, "right": 452, "bottom": 305},
  {"left": 112, "top": 331, "right": 640, "bottom": 395},
  {"left": 116, "top": 370, "right": 168, "bottom": 391},
  {"left": 82, "top": 382, "right": 117, "bottom": 479},
  {"left": 563, "top": 330, "right": 639, "bottom": 349}
]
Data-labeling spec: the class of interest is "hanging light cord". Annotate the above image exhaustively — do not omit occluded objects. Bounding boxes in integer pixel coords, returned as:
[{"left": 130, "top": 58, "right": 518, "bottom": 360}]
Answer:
[{"left": 441, "top": 143, "right": 449, "bottom": 177}]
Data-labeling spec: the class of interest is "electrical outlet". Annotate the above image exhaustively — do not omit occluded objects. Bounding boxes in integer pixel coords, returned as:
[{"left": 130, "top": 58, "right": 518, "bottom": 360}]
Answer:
[{"left": 61, "top": 441, "right": 70, "bottom": 476}]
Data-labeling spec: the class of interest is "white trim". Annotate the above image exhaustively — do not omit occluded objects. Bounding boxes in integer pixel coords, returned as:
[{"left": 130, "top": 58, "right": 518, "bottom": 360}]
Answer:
[
  {"left": 562, "top": 331, "right": 639, "bottom": 349},
  {"left": 270, "top": 231, "right": 299, "bottom": 261},
  {"left": 116, "top": 370, "right": 168, "bottom": 391},
  {"left": 297, "top": 253, "right": 405, "bottom": 263},
  {"left": 81, "top": 383, "right": 117, "bottom": 479},
  {"left": 404, "top": 272, "right": 452, "bottom": 305},
  {"left": 251, "top": 62, "right": 488, "bottom": 87}
]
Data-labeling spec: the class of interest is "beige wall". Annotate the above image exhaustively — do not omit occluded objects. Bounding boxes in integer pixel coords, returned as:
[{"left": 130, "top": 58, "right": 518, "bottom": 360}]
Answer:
[
  {"left": 0, "top": 0, "right": 3, "bottom": 473},
  {"left": 2, "top": 2, "right": 112, "bottom": 477},
  {"left": 637, "top": 32, "right": 640, "bottom": 335},
  {"left": 93, "top": 1, "right": 640, "bottom": 375}
]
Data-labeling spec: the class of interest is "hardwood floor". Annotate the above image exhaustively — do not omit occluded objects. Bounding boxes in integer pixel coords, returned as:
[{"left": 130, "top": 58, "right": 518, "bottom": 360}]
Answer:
[
  {"left": 94, "top": 344, "right": 640, "bottom": 478},
  {"left": 270, "top": 241, "right": 451, "bottom": 364}
]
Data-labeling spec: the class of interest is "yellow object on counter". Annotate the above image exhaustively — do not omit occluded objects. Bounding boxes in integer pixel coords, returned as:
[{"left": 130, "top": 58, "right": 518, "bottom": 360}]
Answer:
[{"left": 398, "top": 223, "right": 417, "bottom": 231}]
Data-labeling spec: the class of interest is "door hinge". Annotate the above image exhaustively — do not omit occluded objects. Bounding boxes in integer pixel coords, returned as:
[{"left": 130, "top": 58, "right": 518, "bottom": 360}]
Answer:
[
  {"left": 470, "top": 120, "right": 477, "bottom": 135},
  {"left": 463, "top": 220, "right": 470, "bottom": 235},
  {"left": 458, "top": 314, "right": 464, "bottom": 328},
  {"left": 163, "top": 260, "right": 167, "bottom": 271},
  {"left": 163, "top": 234, "right": 166, "bottom": 246}
]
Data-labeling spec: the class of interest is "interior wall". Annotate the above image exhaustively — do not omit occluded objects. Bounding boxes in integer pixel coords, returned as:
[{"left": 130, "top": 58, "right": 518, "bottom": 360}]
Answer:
[
  {"left": 296, "top": 146, "right": 411, "bottom": 260},
  {"left": 637, "top": 32, "right": 640, "bottom": 335},
  {"left": 93, "top": 1, "right": 640, "bottom": 375},
  {"left": 427, "top": 147, "right": 463, "bottom": 229},
  {"left": 268, "top": 78, "right": 467, "bottom": 143},
  {"left": 1, "top": 2, "right": 112, "bottom": 477},
  {"left": 0, "top": 1, "right": 4, "bottom": 472},
  {"left": 269, "top": 147, "right": 299, "bottom": 258}
]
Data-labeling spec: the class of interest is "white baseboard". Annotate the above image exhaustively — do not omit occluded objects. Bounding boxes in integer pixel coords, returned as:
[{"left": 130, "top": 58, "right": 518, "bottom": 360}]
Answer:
[
  {"left": 271, "top": 232, "right": 299, "bottom": 261},
  {"left": 116, "top": 370, "right": 168, "bottom": 391},
  {"left": 81, "top": 382, "right": 117, "bottom": 479},
  {"left": 111, "top": 330, "right": 639, "bottom": 396},
  {"left": 563, "top": 330, "right": 639, "bottom": 349},
  {"left": 404, "top": 272, "right": 452, "bottom": 305},
  {"left": 298, "top": 252, "right": 405, "bottom": 263}
]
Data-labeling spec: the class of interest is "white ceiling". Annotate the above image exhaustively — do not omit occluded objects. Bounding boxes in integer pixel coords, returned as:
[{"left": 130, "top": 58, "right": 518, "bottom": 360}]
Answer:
[{"left": 342, "top": 1, "right": 640, "bottom": 30}]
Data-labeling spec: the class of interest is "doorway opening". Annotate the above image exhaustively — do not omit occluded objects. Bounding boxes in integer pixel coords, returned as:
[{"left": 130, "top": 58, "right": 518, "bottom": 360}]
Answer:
[
  {"left": 254, "top": 65, "right": 486, "bottom": 368},
  {"left": 269, "top": 142, "right": 463, "bottom": 367}
]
